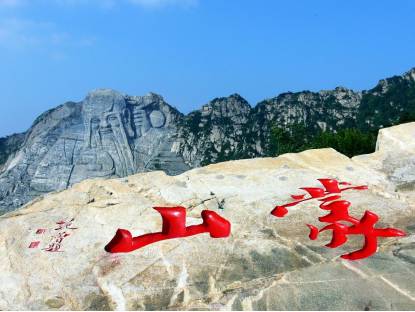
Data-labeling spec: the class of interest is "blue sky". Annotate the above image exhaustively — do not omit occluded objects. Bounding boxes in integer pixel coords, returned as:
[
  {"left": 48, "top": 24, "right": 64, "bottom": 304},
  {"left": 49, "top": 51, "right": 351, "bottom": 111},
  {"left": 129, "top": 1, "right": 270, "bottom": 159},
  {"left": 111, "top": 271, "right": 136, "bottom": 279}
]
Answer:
[{"left": 0, "top": 0, "right": 414, "bottom": 137}]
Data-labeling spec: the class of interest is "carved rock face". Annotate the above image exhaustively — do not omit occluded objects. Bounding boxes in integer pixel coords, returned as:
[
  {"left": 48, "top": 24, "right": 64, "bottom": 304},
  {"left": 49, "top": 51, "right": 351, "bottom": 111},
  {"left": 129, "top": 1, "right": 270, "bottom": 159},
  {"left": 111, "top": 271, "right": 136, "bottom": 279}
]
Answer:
[
  {"left": 83, "top": 89, "right": 134, "bottom": 148},
  {"left": 149, "top": 110, "right": 166, "bottom": 128},
  {"left": 0, "top": 89, "right": 190, "bottom": 215},
  {"left": 82, "top": 90, "right": 136, "bottom": 177}
]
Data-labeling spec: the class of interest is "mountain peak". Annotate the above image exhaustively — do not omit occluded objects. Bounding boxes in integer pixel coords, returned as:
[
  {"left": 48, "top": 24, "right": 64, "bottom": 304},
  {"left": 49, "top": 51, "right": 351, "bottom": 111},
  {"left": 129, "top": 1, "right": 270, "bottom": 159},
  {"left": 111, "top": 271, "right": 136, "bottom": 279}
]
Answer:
[
  {"left": 404, "top": 67, "right": 415, "bottom": 81},
  {"left": 228, "top": 93, "right": 246, "bottom": 100},
  {"left": 85, "top": 88, "right": 124, "bottom": 99},
  {"left": 83, "top": 89, "right": 126, "bottom": 113}
]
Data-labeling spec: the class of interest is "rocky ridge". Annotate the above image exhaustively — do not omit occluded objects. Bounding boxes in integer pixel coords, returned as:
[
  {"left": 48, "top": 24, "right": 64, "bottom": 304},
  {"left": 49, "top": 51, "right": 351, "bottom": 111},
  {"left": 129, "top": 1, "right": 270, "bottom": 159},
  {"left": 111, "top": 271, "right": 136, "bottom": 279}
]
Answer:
[{"left": 0, "top": 67, "right": 415, "bottom": 214}]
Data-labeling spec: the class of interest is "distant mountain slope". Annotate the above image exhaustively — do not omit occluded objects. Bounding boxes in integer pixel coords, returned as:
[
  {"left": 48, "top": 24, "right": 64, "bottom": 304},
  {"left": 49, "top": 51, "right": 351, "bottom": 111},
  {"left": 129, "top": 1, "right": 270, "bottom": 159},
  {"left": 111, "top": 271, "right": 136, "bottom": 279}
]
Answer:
[
  {"left": 0, "top": 67, "right": 414, "bottom": 214},
  {"left": 176, "top": 67, "right": 415, "bottom": 165}
]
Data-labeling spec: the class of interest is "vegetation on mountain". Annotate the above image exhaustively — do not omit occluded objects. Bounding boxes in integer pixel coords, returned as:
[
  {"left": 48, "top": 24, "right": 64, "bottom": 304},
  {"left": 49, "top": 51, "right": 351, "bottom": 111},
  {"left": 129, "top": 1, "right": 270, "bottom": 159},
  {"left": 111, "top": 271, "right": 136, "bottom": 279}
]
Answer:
[{"left": 269, "top": 124, "right": 378, "bottom": 158}]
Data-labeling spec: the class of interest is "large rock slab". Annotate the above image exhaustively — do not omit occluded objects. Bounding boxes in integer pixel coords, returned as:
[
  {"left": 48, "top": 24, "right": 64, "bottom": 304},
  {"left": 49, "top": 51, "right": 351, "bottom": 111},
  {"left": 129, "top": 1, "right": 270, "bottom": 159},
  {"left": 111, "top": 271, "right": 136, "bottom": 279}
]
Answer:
[
  {"left": 353, "top": 122, "right": 415, "bottom": 201},
  {"left": 0, "top": 123, "right": 414, "bottom": 310}
]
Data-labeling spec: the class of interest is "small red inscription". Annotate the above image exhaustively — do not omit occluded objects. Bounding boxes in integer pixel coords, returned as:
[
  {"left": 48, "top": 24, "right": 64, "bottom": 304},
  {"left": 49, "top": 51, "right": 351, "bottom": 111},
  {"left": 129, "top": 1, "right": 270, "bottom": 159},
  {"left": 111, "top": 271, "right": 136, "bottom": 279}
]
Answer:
[
  {"left": 43, "top": 232, "right": 71, "bottom": 252},
  {"left": 29, "top": 241, "right": 40, "bottom": 248},
  {"left": 42, "top": 218, "right": 78, "bottom": 253},
  {"left": 55, "top": 218, "right": 78, "bottom": 231}
]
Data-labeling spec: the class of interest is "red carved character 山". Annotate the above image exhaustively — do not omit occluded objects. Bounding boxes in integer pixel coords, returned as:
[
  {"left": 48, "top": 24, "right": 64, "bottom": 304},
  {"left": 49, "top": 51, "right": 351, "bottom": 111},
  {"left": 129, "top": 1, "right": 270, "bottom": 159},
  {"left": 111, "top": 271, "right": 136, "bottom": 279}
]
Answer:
[{"left": 105, "top": 207, "right": 231, "bottom": 253}]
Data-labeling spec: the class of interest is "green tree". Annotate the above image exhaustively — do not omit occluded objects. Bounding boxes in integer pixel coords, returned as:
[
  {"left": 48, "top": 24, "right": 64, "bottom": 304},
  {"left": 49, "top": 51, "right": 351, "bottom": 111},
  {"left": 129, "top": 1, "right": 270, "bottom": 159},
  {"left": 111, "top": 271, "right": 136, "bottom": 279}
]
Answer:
[
  {"left": 269, "top": 123, "right": 310, "bottom": 156},
  {"left": 309, "top": 128, "right": 377, "bottom": 157},
  {"left": 269, "top": 123, "right": 377, "bottom": 158}
]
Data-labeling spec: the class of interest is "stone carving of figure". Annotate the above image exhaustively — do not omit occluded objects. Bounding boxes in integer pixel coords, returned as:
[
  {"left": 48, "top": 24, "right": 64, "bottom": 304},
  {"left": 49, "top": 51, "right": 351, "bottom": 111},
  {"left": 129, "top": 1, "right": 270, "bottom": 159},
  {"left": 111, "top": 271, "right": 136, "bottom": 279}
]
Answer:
[
  {"left": 1, "top": 89, "right": 186, "bottom": 215},
  {"left": 30, "top": 89, "right": 170, "bottom": 194},
  {"left": 81, "top": 89, "right": 137, "bottom": 178},
  {"left": 132, "top": 106, "right": 152, "bottom": 137}
]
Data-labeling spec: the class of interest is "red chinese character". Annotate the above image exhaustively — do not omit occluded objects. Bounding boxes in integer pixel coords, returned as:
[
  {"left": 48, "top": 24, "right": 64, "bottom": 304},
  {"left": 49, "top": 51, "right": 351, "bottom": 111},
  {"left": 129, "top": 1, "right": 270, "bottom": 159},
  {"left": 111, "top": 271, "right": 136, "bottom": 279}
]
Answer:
[
  {"left": 271, "top": 178, "right": 368, "bottom": 218},
  {"left": 105, "top": 207, "right": 231, "bottom": 253},
  {"left": 28, "top": 241, "right": 40, "bottom": 248},
  {"left": 272, "top": 179, "right": 406, "bottom": 260},
  {"left": 36, "top": 229, "right": 47, "bottom": 234},
  {"left": 55, "top": 218, "right": 78, "bottom": 231},
  {"left": 43, "top": 232, "right": 70, "bottom": 252},
  {"left": 43, "top": 244, "right": 61, "bottom": 252},
  {"left": 308, "top": 208, "right": 405, "bottom": 260}
]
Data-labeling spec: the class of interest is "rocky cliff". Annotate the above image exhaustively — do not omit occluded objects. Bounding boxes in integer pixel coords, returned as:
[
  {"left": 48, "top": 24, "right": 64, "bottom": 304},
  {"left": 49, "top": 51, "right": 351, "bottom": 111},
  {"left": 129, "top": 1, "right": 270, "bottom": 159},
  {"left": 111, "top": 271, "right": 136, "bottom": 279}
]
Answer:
[
  {"left": 1, "top": 68, "right": 415, "bottom": 214},
  {"left": 0, "top": 132, "right": 25, "bottom": 171},
  {"left": 0, "top": 90, "right": 190, "bottom": 214},
  {"left": 0, "top": 122, "right": 414, "bottom": 310},
  {"left": 175, "top": 94, "right": 253, "bottom": 167}
]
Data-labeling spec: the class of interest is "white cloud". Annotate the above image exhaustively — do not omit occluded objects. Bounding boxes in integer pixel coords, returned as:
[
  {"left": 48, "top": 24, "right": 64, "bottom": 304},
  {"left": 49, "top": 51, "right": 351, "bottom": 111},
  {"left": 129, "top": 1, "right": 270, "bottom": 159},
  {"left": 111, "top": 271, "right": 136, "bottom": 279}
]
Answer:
[
  {"left": 0, "top": 0, "right": 24, "bottom": 7},
  {"left": 127, "top": 0, "right": 198, "bottom": 8},
  {"left": 0, "top": 0, "right": 115, "bottom": 9},
  {"left": 0, "top": 0, "right": 198, "bottom": 9},
  {"left": 0, "top": 18, "right": 47, "bottom": 46},
  {"left": 47, "top": 0, "right": 116, "bottom": 9},
  {"left": 0, "top": 17, "right": 95, "bottom": 53},
  {"left": 0, "top": 0, "right": 195, "bottom": 53}
]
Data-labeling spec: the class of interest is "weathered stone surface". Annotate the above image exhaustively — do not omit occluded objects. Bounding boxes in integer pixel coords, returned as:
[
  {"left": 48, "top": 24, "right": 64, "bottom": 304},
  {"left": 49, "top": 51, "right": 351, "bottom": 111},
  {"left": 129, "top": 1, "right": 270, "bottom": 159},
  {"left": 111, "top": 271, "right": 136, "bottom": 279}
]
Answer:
[
  {"left": 353, "top": 122, "right": 415, "bottom": 201},
  {"left": 0, "top": 123, "right": 414, "bottom": 310},
  {"left": 0, "top": 132, "right": 25, "bottom": 172},
  {"left": 0, "top": 89, "right": 190, "bottom": 214}
]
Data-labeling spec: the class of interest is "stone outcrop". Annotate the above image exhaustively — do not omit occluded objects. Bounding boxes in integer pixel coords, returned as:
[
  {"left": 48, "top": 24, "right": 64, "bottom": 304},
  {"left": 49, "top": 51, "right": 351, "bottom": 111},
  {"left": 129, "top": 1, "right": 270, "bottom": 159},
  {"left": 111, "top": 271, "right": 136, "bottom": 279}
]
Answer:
[
  {"left": 175, "top": 94, "right": 252, "bottom": 167},
  {"left": 0, "top": 89, "right": 190, "bottom": 214},
  {"left": 0, "top": 132, "right": 25, "bottom": 172},
  {"left": 1, "top": 67, "right": 415, "bottom": 214},
  {"left": 0, "top": 122, "right": 414, "bottom": 310}
]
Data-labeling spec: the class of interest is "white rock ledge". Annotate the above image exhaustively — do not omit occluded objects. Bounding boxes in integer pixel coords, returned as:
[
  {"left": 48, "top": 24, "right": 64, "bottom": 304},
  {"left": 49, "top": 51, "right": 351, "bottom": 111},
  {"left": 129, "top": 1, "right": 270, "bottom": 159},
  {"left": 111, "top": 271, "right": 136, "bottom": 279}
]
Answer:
[{"left": 1, "top": 122, "right": 415, "bottom": 310}]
